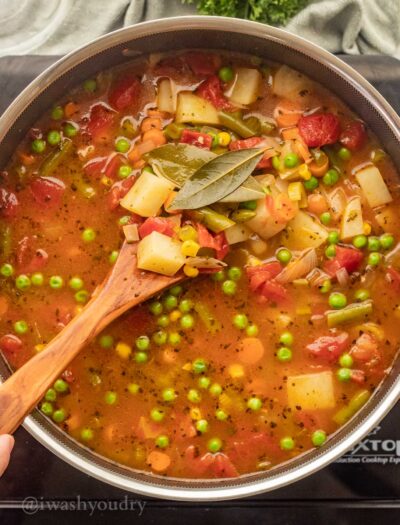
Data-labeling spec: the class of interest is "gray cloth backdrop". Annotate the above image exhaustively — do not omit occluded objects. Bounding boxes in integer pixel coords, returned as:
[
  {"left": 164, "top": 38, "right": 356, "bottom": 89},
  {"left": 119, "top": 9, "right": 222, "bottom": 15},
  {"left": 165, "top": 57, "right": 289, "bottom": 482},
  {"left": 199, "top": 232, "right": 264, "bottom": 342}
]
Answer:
[{"left": 0, "top": 0, "right": 399, "bottom": 57}]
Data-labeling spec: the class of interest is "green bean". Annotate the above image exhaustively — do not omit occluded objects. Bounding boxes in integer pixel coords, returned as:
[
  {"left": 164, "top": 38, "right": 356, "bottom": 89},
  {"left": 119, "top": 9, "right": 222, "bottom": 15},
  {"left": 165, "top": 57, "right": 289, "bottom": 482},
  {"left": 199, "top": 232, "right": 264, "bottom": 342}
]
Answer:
[
  {"left": 326, "top": 300, "right": 373, "bottom": 327},
  {"left": 333, "top": 390, "right": 371, "bottom": 425},
  {"left": 190, "top": 207, "right": 235, "bottom": 233},
  {"left": 218, "top": 111, "right": 257, "bottom": 139},
  {"left": 39, "top": 139, "right": 74, "bottom": 177}
]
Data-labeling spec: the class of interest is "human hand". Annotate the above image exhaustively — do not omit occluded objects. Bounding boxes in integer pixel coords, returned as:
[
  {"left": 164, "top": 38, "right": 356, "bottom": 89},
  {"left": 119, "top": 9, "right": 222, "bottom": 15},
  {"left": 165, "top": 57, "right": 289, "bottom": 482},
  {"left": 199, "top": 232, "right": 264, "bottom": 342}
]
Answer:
[{"left": 0, "top": 435, "right": 14, "bottom": 476}]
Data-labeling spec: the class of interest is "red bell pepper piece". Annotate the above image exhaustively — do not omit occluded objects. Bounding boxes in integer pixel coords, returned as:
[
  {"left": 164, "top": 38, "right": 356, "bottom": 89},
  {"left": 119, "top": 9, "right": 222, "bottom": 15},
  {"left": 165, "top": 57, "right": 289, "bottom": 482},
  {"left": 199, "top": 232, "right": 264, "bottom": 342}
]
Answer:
[{"left": 180, "top": 129, "right": 212, "bottom": 150}]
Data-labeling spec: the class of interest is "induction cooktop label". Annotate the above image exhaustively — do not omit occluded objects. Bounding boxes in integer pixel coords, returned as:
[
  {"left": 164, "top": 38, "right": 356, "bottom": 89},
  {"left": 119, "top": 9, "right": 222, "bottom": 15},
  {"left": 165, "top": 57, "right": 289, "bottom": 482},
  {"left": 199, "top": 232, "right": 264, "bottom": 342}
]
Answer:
[{"left": 336, "top": 426, "right": 400, "bottom": 465}]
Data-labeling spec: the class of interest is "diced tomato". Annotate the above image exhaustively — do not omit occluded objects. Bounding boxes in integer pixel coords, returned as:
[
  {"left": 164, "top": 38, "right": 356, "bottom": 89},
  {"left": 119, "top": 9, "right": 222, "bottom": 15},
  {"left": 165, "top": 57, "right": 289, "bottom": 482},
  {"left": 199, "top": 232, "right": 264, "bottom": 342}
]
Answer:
[
  {"left": 196, "top": 75, "right": 232, "bottom": 110},
  {"left": 257, "top": 156, "right": 272, "bottom": 169},
  {"left": 106, "top": 176, "right": 136, "bottom": 211},
  {"left": 84, "top": 157, "right": 107, "bottom": 177},
  {"left": 306, "top": 332, "right": 349, "bottom": 362},
  {"left": 104, "top": 155, "right": 124, "bottom": 179},
  {"left": 387, "top": 267, "right": 400, "bottom": 291},
  {"left": 340, "top": 121, "right": 367, "bottom": 151},
  {"left": 184, "top": 446, "right": 215, "bottom": 475},
  {"left": 108, "top": 74, "right": 140, "bottom": 111},
  {"left": 0, "top": 334, "right": 22, "bottom": 355},
  {"left": 229, "top": 432, "right": 282, "bottom": 465},
  {"left": 182, "top": 52, "right": 221, "bottom": 76},
  {"left": 62, "top": 368, "right": 75, "bottom": 384},
  {"left": 350, "top": 333, "right": 381, "bottom": 368},
  {"left": 196, "top": 222, "right": 215, "bottom": 248},
  {"left": 323, "top": 245, "right": 363, "bottom": 277},
  {"left": 229, "top": 136, "right": 271, "bottom": 169},
  {"left": 214, "top": 232, "right": 229, "bottom": 260},
  {"left": 298, "top": 113, "right": 341, "bottom": 148},
  {"left": 0, "top": 188, "right": 18, "bottom": 219},
  {"left": 138, "top": 217, "right": 175, "bottom": 239},
  {"left": 293, "top": 411, "right": 322, "bottom": 431},
  {"left": 87, "top": 104, "right": 114, "bottom": 142},
  {"left": 19, "top": 245, "right": 48, "bottom": 274},
  {"left": 246, "top": 262, "right": 282, "bottom": 279},
  {"left": 180, "top": 129, "right": 212, "bottom": 150},
  {"left": 260, "top": 280, "right": 288, "bottom": 302},
  {"left": 30, "top": 176, "right": 65, "bottom": 206},
  {"left": 350, "top": 369, "right": 366, "bottom": 384},
  {"left": 196, "top": 223, "right": 230, "bottom": 259},
  {"left": 212, "top": 454, "right": 239, "bottom": 478},
  {"left": 175, "top": 415, "right": 197, "bottom": 442}
]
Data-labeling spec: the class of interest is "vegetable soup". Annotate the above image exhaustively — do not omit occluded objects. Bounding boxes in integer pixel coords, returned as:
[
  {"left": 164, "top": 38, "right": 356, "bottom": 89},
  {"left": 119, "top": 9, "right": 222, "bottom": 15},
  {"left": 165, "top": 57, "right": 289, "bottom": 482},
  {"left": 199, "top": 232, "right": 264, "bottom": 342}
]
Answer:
[{"left": 0, "top": 50, "right": 399, "bottom": 478}]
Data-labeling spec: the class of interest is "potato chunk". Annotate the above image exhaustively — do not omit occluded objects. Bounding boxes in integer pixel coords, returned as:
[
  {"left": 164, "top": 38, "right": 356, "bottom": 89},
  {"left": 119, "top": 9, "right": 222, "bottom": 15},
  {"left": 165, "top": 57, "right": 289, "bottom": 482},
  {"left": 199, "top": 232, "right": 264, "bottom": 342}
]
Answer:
[
  {"left": 175, "top": 92, "right": 219, "bottom": 125},
  {"left": 137, "top": 231, "right": 185, "bottom": 276},
  {"left": 281, "top": 211, "right": 328, "bottom": 250},
  {"left": 340, "top": 196, "right": 364, "bottom": 240},
  {"left": 355, "top": 165, "right": 392, "bottom": 208},
  {"left": 287, "top": 371, "right": 335, "bottom": 410},
  {"left": 227, "top": 68, "right": 262, "bottom": 105},
  {"left": 120, "top": 172, "right": 174, "bottom": 217}
]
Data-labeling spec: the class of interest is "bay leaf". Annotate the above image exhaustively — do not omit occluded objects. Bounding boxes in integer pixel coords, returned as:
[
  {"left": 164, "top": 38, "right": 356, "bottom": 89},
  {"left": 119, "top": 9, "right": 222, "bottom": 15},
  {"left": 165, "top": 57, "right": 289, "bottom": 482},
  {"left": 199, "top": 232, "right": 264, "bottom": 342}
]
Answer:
[
  {"left": 219, "top": 175, "right": 265, "bottom": 203},
  {"left": 170, "top": 148, "right": 265, "bottom": 210},
  {"left": 145, "top": 143, "right": 216, "bottom": 187}
]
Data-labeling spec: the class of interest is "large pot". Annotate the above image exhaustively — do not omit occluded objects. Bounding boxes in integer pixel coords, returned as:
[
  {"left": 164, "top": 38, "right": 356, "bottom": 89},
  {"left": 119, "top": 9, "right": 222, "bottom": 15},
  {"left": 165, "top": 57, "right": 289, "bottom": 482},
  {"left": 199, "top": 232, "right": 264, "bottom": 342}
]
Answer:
[{"left": 0, "top": 16, "right": 399, "bottom": 501}]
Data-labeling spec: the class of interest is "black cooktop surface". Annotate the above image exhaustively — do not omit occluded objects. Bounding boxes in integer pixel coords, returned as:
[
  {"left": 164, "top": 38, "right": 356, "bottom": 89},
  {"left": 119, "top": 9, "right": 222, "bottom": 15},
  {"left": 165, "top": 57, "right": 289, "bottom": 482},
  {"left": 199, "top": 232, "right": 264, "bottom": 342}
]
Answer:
[{"left": 0, "top": 55, "right": 399, "bottom": 524}]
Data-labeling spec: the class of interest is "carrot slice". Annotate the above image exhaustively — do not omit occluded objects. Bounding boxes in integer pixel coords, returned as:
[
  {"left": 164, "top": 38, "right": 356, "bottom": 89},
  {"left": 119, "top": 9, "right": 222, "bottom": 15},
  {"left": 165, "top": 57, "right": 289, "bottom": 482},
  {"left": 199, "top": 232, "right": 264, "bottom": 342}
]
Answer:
[
  {"left": 147, "top": 450, "right": 171, "bottom": 472},
  {"left": 238, "top": 338, "right": 265, "bottom": 364},
  {"left": 64, "top": 101, "right": 79, "bottom": 118},
  {"left": 281, "top": 127, "right": 300, "bottom": 141},
  {"left": 141, "top": 117, "right": 162, "bottom": 133},
  {"left": 142, "top": 128, "right": 167, "bottom": 146},
  {"left": 274, "top": 99, "right": 303, "bottom": 128},
  {"left": 274, "top": 193, "right": 298, "bottom": 223},
  {"left": 309, "top": 156, "right": 329, "bottom": 177}
]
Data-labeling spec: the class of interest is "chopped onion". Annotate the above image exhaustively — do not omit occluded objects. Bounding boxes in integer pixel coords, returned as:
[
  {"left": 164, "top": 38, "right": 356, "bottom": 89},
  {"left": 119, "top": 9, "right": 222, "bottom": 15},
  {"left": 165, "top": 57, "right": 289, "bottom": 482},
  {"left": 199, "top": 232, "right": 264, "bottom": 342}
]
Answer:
[
  {"left": 328, "top": 188, "right": 347, "bottom": 221},
  {"left": 307, "top": 268, "right": 331, "bottom": 287},
  {"left": 336, "top": 267, "right": 349, "bottom": 287},
  {"left": 185, "top": 257, "right": 227, "bottom": 269},
  {"left": 275, "top": 248, "right": 318, "bottom": 284},
  {"left": 123, "top": 223, "right": 139, "bottom": 243}
]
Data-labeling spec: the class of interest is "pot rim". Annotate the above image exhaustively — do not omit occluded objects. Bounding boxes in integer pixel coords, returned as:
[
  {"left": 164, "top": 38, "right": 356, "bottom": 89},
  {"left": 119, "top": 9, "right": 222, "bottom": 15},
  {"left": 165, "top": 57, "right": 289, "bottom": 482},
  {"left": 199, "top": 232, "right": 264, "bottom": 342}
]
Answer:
[{"left": 1, "top": 15, "right": 400, "bottom": 501}]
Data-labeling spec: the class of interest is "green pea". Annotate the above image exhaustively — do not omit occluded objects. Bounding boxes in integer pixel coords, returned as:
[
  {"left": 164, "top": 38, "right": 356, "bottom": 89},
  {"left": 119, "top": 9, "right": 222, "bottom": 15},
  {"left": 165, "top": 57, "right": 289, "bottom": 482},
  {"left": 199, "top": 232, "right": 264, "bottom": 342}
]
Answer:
[
  {"left": 115, "top": 138, "right": 130, "bottom": 153},
  {"left": 279, "top": 331, "right": 294, "bottom": 346},
  {"left": 246, "top": 324, "right": 259, "bottom": 337},
  {"left": 209, "top": 383, "right": 222, "bottom": 397},
  {"left": 227, "top": 267, "right": 242, "bottom": 281},
  {"left": 135, "top": 335, "right": 150, "bottom": 351},
  {"left": 118, "top": 215, "right": 130, "bottom": 226},
  {"left": 322, "top": 169, "right": 339, "bottom": 186},
  {"left": 187, "top": 389, "right": 202, "bottom": 403},
  {"left": 15, "top": 274, "right": 31, "bottom": 291},
  {"left": 83, "top": 79, "right": 97, "bottom": 93},
  {"left": 40, "top": 402, "right": 53, "bottom": 416},
  {"left": 180, "top": 314, "right": 194, "bottom": 330},
  {"left": 31, "top": 272, "right": 44, "bottom": 286},
  {"left": 247, "top": 397, "right": 262, "bottom": 411},
  {"left": 328, "top": 292, "right": 347, "bottom": 309},
  {"left": 325, "top": 245, "right": 336, "bottom": 258},
  {"left": 31, "top": 139, "right": 46, "bottom": 154},
  {"left": 45, "top": 388, "right": 57, "bottom": 402},
  {"left": 354, "top": 289, "right": 370, "bottom": 302},
  {"left": 109, "top": 250, "right": 119, "bottom": 264},
  {"left": 339, "top": 353, "right": 353, "bottom": 368},
  {"left": 47, "top": 130, "right": 61, "bottom": 146},
  {"left": 337, "top": 368, "right": 351, "bottom": 382},
  {"left": 198, "top": 376, "right": 211, "bottom": 389},
  {"left": 127, "top": 383, "right": 140, "bottom": 394},
  {"left": 272, "top": 156, "right": 281, "bottom": 170},
  {"left": 104, "top": 391, "right": 118, "bottom": 405},
  {"left": 69, "top": 276, "right": 83, "bottom": 290},
  {"left": 157, "top": 314, "right": 170, "bottom": 328},
  {"left": 240, "top": 200, "right": 257, "bottom": 211},
  {"left": 222, "top": 279, "right": 237, "bottom": 296},
  {"left": 277, "top": 347, "right": 292, "bottom": 362},
  {"left": 163, "top": 294, "right": 178, "bottom": 311},
  {"left": 353, "top": 235, "right": 367, "bottom": 249},
  {"left": 14, "top": 320, "right": 28, "bottom": 334},
  {"left": 52, "top": 408, "right": 67, "bottom": 423},
  {"left": 218, "top": 66, "right": 234, "bottom": 83},
  {"left": 168, "top": 332, "right": 181, "bottom": 346},
  {"left": 284, "top": 153, "right": 299, "bottom": 168},
  {"left": 338, "top": 147, "right": 351, "bottom": 161},
  {"left": 64, "top": 122, "right": 79, "bottom": 137},
  {"left": 192, "top": 358, "right": 207, "bottom": 374},
  {"left": 367, "top": 236, "right": 381, "bottom": 251},
  {"left": 74, "top": 290, "right": 89, "bottom": 303},
  {"left": 142, "top": 165, "right": 154, "bottom": 174},
  {"left": 207, "top": 437, "right": 222, "bottom": 453},
  {"left": 81, "top": 427, "right": 94, "bottom": 441},
  {"left": 215, "top": 408, "right": 228, "bottom": 421},
  {"left": 54, "top": 379, "right": 69, "bottom": 393},
  {"left": 150, "top": 408, "right": 165, "bottom": 422},
  {"left": 169, "top": 285, "right": 183, "bottom": 297},
  {"left": 117, "top": 165, "right": 132, "bottom": 179},
  {"left": 135, "top": 351, "right": 148, "bottom": 364},
  {"left": 179, "top": 299, "right": 193, "bottom": 313},
  {"left": 304, "top": 176, "right": 319, "bottom": 191},
  {"left": 368, "top": 252, "right": 381, "bottom": 266},
  {"left": 81, "top": 228, "right": 96, "bottom": 243},
  {"left": 51, "top": 106, "right": 64, "bottom": 120},
  {"left": 212, "top": 270, "right": 225, "bottom": 282},
  {"left": 99, "top": 334, "right": 114, "bottom": 349},
  {"left": 233, "top": 313, "right": 248, "bottom": 330},
  {"left": 194, "top": 419, "right": 208, "bottom": 433},
  {"left": 320, "top": 212, "right": 331, "bottom": 225},
  {"left": 149, "top": 301, "right": 163, "bottom": 316},
  {"left": 162, "top": 388, "right": 176, "bottom": 402},
  {"left": 49, "top": 275, "right": 64, "bottom": 289},
  {"left": 311, "top": 429, "right": 327, "bottom": 447},
  {"left": 328, "top": 231, "right": 339, "bottom": 244},
  {"left": 280, "top": 436, "right": 295, "bottom": 451},
  {"left": 276, "top": 248, "right": 292, "bottom": 264},
  {"left": 155, "top": 435, "right": 169, "bottom": 448},
  {"left": 380, "top": 233, "right": 394, "bottom": 250},
  {"left": 152, "top": 330, "right": 167, "bottom": 345},
  {"left": 319, "top": 279, "right": 331, "bottom": 294},
  {"left": 0, "top": 263, "right": 14, "bottom": 277}
]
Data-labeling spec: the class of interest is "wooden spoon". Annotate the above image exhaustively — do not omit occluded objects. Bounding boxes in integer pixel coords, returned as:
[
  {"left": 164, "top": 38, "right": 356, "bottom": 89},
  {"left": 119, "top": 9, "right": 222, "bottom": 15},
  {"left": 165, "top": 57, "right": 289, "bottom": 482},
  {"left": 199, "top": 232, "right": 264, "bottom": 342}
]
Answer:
[{"left": 0, "top": 241, "right": 183, "bottom": 434}]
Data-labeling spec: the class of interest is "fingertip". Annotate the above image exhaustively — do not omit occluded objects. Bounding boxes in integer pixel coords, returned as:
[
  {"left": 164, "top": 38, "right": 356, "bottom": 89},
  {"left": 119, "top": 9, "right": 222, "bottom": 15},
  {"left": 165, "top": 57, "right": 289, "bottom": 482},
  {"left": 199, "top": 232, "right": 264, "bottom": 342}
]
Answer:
[{"left": 0, "top": 434, "right": 14, "bottom": 454}]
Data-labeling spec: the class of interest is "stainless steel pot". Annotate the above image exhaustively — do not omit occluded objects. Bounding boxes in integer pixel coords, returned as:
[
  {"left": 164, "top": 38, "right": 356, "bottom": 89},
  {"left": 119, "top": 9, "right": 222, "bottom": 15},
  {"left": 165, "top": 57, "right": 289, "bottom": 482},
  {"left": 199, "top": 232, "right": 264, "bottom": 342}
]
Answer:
[{"left": 0, "top": 16, "right": 399, "bottom": 501}]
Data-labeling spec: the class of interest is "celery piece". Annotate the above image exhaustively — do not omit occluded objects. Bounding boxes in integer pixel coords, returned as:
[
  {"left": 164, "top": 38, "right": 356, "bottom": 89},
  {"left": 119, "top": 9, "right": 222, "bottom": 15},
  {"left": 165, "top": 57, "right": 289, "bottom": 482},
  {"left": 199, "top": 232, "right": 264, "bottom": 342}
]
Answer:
[
  {"left": 326, "top": 300, "right": 372, "bottom": 328},
  {"left": 190, "top": 207, "right": 235, "bottom": 233},
  {"left": 333, "top": 389, "right": 371, "bottom": 425},
  {"left": 194, "top": 302, "right": 221, "bottom": 334}
]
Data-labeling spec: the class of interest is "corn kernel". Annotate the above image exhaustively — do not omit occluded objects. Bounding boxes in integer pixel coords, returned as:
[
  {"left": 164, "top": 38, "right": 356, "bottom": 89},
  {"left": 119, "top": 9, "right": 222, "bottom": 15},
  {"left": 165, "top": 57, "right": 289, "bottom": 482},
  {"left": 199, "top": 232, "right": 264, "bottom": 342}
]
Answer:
[
  {"left": 115, "top": 342, "right": 132, "bottom": 359},
  {"left": 363, "top": 222, "right": 372, "bottom": 235},
  {"left": 190, "top": 407, "right": 202, "bottom": 420},
  {"left": 100, "top": 176, "right": 113, "bottom": 187},
  {"left": 247, "top": 255, "right": 262, "bottom": 266},
  {"left": 169, "top": 309, "right": 182, "bottom": 322},
  {"left": 74, "top": 305, "right": 84, "bottom": 316},
  {"left": 218, "top": 393, "right": 233, "bottom": 411},
  {"left": 179, "top": 225, "right": 198, "bottom": 242},
  {"left": 217, "top": 131, "right": 231, "bottom": 147},
  {"left": 181, "top": 240, "right": 200, "bottom": 257},
  {"left": 34, "top": 344, "right": 46, "bottom": 353},
  {"left": 183, "top": 264, "right": 199, "bottom": 278},
  {"left": 298, "top": 163, "right": 312, "bottom": 181},
  {"left": 228, "top": 363, "right": 245, "bottom": 378},
  {"left": 182, "top": 362, "right": 192, "bottom": 371}
]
